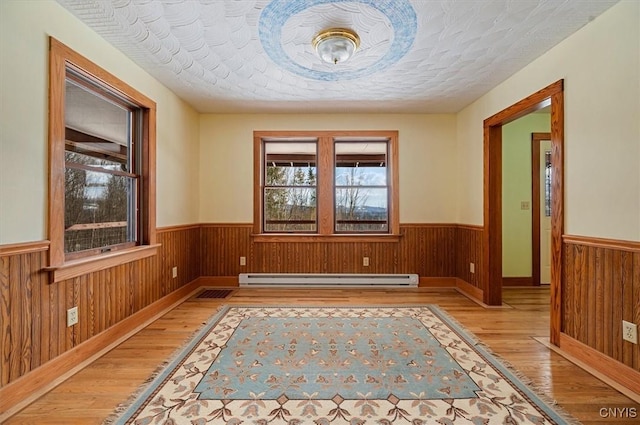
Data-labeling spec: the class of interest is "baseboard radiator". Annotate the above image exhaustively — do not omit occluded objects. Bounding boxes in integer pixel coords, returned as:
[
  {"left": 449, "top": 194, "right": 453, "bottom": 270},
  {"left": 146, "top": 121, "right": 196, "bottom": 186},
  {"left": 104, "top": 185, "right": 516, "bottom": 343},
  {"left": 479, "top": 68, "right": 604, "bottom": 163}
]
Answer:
[{"left": 239, "top": 273, "right": 419, "bottom": 288}]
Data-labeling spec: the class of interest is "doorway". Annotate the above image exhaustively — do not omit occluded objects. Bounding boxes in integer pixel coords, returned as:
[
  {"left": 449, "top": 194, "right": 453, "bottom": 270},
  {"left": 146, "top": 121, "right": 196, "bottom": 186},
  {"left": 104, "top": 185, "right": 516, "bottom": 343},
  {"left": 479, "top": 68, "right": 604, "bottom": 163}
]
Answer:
[{"left": 483, "top": 80, "right": 564, "bottom": 345}]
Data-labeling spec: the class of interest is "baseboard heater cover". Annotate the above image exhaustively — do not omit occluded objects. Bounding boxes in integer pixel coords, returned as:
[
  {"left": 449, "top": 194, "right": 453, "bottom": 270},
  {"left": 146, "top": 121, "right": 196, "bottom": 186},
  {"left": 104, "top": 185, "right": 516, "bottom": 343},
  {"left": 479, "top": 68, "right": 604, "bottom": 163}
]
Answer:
[{"left": 239, "top": 273, "right": 419, "bottom": 287}]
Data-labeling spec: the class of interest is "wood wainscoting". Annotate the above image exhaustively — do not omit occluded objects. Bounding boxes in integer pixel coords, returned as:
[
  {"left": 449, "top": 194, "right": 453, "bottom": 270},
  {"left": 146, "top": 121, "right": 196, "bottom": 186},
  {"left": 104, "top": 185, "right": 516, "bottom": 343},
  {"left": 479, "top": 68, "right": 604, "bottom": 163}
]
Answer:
[
  {"left": 455, "top": 224, "right": 483, "bottom": 290},
  {"left": 561, "top": 235, "right": 640, "bottom": 391},
  {"left": 0, "top": 225, "right": 201, "bottom": 416},
  {"left": 200, "top": 223, "right": 483, "bottom": 290}
]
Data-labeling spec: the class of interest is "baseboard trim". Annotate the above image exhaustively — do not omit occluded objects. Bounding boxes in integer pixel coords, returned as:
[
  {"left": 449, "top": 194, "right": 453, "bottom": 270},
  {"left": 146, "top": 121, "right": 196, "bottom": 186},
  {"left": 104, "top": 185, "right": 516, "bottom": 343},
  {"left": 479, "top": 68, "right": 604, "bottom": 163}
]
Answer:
[
  {"left": 0, "top": 279, "right": 202, "bottom": 421},
  {"left": 196, "top": 276, "right": 239, "bottom": 287},
  {"left": 419, "top": 277, "right": 457, "bottom": 287},
  {"left": 558, "top": 333, "right": 640, "bottom": 399},
  {"left": 454, "top": 278, "right": 512, "bottom": 309},
  {"left": 454, "top": 278, "right": 483, "bottom": 301},
  {"left": 502, "top": 276, "right": 534, "bottom": 286}
]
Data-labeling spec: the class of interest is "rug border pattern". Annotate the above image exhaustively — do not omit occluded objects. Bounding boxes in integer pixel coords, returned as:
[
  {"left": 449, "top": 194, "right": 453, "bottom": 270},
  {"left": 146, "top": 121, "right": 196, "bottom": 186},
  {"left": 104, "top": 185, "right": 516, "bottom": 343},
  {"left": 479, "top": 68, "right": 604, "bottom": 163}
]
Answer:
[{"left": 106, "top": 305, "right": 578, "bottom": 425}]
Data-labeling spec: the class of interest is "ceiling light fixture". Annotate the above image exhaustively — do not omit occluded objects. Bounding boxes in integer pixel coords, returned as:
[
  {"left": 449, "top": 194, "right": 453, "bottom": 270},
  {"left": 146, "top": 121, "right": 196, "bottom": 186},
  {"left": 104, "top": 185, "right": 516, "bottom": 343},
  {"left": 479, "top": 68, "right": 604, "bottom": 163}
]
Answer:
[{"left": 312, "top": 28, "right": 360, "bottom": 65}]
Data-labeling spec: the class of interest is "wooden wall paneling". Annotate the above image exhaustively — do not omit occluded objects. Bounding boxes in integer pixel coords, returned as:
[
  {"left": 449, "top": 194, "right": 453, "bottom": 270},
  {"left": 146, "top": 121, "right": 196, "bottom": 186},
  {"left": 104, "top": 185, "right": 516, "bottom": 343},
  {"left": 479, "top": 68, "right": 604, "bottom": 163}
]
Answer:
[
  {"left": 455, "top": 225, "right": 482, "bottom": 288},
  {"left": 562, "top": 244, "right": 572, "bottom": 336},
  {"left": 0, "top": 226, "right": 200, "bottom": 393},
  {"left": 79, "top": 274, "right": 88, "bottom": 343},
  {"left": 53, "top": 271, "right": 64, "bottom": 361},
  {"left": 9, "top": 252, "right": 22, "bottom": 382},
  {"left": 573, "top": 244, "right": 585, "bottom": 343},
  {"left": 586, "top": 246, "right": 595, "bottom": 348},
  {"left": 39, "top": 256, "right": 51, "bottom": 372},
  {"left": 399, "top": 226, "right": 415, "bottom": 274},
  {"left": 199, "top": 224, "right": 469, "bottom": 280},
  {"left": 1, "top": 255, "right": 10, "bottom": 383},
  {"left": 594, "top": 246, "right": 604, "bottom": 353},
  {"left": 602, "top": 248, "right": 613, "bottom": 357},
  {"left": 64, "top": 278, "right": 75, "bottom": 352},
  {"left": 611, "top": 250, "right": 623, "bottom": 363},
  {"left": 29, "top": 252, "right": 42, "bottom": 371},
  {"left": 621, "top": 250, "right": 634, "bottom": 367},
  {"left": 634, "top": 251, "right": 639, "bottom": 370},
  {"left": 562, "top": 237, "right": 640, "bottom": 372},
  {"left": 20, "top": 254, "right": 33, "bottom": 376}
]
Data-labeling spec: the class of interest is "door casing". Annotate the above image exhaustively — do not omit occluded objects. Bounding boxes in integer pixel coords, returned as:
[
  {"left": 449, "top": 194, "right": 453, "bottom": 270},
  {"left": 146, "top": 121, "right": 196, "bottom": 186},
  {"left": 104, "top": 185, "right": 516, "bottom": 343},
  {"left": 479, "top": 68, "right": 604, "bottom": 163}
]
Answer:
[{"left": 483, "top": 80, "right": 564, "bottom": 345}]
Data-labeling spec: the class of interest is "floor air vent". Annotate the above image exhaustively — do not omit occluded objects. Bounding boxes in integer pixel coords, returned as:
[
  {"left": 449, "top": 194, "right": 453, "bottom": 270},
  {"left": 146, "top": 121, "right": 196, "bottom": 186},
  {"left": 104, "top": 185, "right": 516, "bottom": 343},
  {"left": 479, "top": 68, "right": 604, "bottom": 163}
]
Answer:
[
  {"left": 196, "top": 289, "right": 233, "bottom": 299},
  {"left": 239, "top": 273, "right": 419, "bottom": 288}
]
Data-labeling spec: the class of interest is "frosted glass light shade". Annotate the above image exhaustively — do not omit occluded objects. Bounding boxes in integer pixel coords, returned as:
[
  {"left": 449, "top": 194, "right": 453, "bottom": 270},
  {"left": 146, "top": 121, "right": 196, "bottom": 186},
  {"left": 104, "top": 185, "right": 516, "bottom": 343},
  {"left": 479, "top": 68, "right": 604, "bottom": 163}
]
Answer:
[{"left": 312, "top": 28, "right": 360, "bottom": 65}]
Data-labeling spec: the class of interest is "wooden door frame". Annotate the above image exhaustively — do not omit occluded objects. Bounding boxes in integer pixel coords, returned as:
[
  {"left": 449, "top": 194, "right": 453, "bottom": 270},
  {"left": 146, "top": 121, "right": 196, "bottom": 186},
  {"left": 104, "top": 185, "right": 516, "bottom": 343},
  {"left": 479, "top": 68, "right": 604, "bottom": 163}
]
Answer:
[
  {"left": 483, "top": 80, "right": 564, "bottom": 345},
  {"left": 531, "top": 132, "right": 551, "bottom": 287}
]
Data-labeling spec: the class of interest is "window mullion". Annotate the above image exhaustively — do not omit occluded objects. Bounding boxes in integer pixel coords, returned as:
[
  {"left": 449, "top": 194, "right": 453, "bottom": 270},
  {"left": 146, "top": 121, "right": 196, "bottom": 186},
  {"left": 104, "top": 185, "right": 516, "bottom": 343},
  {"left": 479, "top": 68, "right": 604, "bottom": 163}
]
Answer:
[{"left": 317, "top": 136, "right": 334, "bottom": 235}]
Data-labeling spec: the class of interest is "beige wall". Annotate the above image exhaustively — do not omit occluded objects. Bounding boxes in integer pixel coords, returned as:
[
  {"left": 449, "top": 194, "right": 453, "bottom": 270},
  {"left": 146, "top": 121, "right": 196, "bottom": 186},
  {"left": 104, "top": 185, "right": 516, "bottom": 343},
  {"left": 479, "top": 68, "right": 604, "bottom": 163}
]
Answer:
[
  {"left": 456, "top": 0, "right": 640, "bottom": 241},
  {"left": 0, "top": 0, "right": 200, "bottom": 244},
  {"left": 199, "top": 114, "right": 457, "bottom": 223},
  {"left": 502, "top": 114, "right": 550, "bottom": 277}
]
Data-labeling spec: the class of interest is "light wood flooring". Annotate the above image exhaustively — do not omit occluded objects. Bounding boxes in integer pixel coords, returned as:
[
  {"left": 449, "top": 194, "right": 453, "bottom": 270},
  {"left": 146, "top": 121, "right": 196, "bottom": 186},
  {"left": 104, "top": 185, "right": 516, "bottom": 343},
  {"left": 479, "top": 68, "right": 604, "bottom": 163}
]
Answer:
[{"left": 5, "top": 287, "right": 639, "bottom": 424}]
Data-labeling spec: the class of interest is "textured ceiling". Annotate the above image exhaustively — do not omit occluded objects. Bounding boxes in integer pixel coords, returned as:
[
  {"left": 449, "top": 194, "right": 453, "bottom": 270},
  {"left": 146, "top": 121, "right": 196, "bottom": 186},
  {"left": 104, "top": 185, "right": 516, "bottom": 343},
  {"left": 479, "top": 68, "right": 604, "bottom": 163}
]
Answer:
[{"left": 56, "top": 0, "right": 619, "bottom": 113}]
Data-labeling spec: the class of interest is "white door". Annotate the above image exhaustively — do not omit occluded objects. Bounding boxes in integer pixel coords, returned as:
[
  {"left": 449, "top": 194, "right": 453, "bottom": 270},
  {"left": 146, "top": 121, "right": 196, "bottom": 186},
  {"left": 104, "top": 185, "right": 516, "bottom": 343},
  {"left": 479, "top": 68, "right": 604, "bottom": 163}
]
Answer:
[{"left": 540, "top": 141, "right": 552, "bottom": 284}]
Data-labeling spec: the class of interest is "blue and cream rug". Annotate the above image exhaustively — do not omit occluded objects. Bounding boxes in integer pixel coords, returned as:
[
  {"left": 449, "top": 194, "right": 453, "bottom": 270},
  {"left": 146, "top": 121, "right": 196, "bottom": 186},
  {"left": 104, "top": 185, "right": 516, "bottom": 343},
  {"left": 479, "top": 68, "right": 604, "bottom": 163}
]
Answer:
[{"left": 107, "top": 305, "right": 576, "bottom": 424}]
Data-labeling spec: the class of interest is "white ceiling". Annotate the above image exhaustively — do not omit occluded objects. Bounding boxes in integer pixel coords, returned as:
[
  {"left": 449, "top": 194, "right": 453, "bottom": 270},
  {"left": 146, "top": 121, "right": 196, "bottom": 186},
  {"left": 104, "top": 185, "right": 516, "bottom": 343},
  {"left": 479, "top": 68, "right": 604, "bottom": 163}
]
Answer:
[{"left": 56, "top": 0, "right": 618, "bottom": 114}]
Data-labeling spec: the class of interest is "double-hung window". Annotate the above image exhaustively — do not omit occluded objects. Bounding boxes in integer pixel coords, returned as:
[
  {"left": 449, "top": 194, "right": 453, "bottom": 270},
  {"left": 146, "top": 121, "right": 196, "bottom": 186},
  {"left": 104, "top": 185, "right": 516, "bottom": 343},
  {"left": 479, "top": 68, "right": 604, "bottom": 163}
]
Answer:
[
  {"left": 335, "top": 140, "right": 389, "bottom": 233},
  {"left": 254, "top": 131, "right": 399, "bottom": 238},
  {"left": 263, "top": 140, "right": 317, "bottom": 232},
  {"left": 48, "top": 38, "right": 157, "bottom": 281},
  {"left": 63, "top": 73, "right": 141, "bottom": 258}
]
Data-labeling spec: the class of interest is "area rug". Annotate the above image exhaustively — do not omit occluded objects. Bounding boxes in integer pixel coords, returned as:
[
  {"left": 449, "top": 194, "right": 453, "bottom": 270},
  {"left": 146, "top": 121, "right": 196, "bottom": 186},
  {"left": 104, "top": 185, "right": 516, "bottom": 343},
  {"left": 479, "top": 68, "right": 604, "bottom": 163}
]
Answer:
[{"left": 106, "top": 305, "right": 576, "bottom": 424}]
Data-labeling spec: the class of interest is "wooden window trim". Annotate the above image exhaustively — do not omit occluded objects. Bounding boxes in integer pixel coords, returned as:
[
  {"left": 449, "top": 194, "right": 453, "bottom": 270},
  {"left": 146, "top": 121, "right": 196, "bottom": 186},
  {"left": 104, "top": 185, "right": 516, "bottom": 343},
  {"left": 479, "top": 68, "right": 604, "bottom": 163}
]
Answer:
[
  {"left": 44, "top": 244, "right": 160, "bottom": 283},
  {"left": 253, "top": 130, "right": 400, "bottom": 241},
  {"left": 47, "top": 37, "right": 157, "bottom": 281}
]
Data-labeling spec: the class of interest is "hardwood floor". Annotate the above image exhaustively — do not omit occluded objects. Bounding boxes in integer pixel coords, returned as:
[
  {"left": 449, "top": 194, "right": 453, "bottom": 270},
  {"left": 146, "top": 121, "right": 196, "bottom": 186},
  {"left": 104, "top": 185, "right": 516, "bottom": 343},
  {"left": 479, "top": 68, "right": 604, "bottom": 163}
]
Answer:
[{"left": 5, "top": 287, "right": 639, "bottom": 424}]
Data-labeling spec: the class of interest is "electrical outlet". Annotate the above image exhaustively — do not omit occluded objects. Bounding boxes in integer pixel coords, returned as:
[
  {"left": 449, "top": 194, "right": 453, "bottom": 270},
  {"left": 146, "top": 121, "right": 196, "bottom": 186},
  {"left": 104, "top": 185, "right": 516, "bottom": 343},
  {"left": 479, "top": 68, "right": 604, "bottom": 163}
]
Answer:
[
  {"left": 240, "top": 256, "right": 246, "bottom": 266},
  {"left": 521, "top": 201, "right": 530, "bottom": 210},
  {"left": 363, "top": 257, "right": 369, "bottom": 267},
  {"left": 67, "top": 306, "right": 78, "bottom": 327},
  {"left": 470, "top": 262, "right": 475, "bottom": 273},
  {"left": 172, "top": 266, "right": 178, "bottom": 278},
  {"left": 622, "top": 320, "right": 638, "bottom": 344}
]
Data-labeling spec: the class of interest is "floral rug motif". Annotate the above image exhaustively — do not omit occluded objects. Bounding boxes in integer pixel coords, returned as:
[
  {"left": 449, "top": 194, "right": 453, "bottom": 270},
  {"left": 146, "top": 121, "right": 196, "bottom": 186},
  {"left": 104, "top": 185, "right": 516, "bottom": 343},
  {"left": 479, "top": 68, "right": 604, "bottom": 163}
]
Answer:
[{"left": 107, "top": 305, "right": 575, "bottom": 424}]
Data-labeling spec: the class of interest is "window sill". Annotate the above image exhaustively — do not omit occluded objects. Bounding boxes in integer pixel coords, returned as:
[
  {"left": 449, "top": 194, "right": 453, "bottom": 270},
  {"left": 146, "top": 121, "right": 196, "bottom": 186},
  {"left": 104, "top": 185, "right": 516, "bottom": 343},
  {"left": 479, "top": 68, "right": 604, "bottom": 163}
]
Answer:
[
  {"left": 45, "top": 244, "right": 161, "bottom": 283},
  {"left": 251, "top": 234, "right": 402, "bottom": 243}
]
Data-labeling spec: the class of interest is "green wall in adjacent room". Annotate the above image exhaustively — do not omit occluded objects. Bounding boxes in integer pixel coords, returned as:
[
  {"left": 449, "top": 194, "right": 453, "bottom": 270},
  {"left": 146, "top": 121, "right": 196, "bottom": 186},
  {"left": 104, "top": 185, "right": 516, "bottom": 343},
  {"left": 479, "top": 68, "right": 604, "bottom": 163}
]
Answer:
[{"left": 502, "top": 113, "right": 550, "bottom": 277}]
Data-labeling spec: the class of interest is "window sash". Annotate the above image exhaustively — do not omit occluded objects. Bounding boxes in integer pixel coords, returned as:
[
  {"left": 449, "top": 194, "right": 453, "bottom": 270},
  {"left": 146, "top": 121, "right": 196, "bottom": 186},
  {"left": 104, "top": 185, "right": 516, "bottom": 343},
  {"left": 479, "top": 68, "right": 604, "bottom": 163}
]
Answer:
[
  {"left": 62, "top": 74, "right": 141, "bottom": 258},
  {"left": 262, "top": 141, "right": 318, "bottom": 233},
  {"left": 334, "top": 141, "right": 389, "bottom": 233}
]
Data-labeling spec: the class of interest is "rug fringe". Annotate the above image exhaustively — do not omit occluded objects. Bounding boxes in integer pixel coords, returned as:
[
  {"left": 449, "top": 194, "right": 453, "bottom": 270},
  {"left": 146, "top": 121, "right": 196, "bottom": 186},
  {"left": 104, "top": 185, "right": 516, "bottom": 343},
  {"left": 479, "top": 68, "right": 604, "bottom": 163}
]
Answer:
[
  {"left": 431, "top": 306, "right": 581, "bottom": 425},
  {"left": 103, "top": 305, "right": 226, "bottom": 424},
  {"left": 474, "top": 341, "right": 582, "bottom": 425}
]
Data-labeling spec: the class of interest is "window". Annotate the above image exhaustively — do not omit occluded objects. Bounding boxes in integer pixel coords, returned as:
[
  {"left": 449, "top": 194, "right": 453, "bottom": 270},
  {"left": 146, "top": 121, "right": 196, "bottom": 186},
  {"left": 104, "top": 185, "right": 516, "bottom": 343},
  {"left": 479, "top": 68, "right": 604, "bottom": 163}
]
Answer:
[
  {"left": 48, "top": 38, "right": 157, "bottom": 280},
  {"left": 335, "top": 140, "right": 388, "bottom": 233},
  {"left": 263, "top": 140, "right": 317, "bottom": 232},
  {"left": 64, "top": 74, "right": 140, "bottom": 258},
  {"left": 254, "top": 131, "right": 399, "bottom": 239}
]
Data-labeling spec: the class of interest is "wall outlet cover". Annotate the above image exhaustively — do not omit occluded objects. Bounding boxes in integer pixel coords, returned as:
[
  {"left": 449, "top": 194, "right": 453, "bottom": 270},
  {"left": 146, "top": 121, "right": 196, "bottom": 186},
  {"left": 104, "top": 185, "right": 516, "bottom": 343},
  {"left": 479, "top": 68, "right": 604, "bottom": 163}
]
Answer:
[
  {"left": 67, "top": 306, "right": 78, "bottom": 327},
  {"left": 622, "top": 320, "right": 638, "bottom": 344}
]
